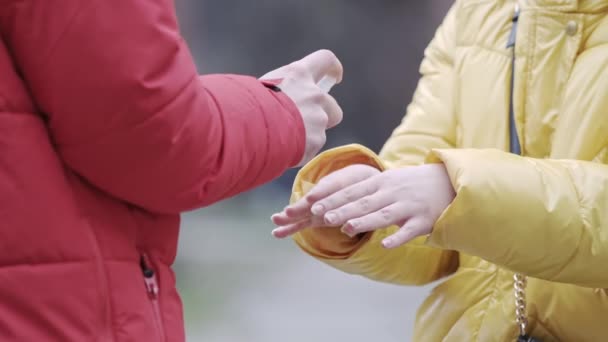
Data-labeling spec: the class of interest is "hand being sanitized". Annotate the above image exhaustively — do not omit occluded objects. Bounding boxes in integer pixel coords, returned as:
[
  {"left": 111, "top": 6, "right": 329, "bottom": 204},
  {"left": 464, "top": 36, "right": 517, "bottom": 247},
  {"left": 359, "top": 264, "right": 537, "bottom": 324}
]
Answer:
[
  {"left": 317, "top": 75, "right": 337, "bottom": 93},
  {"left": 260, "top": 50, "right": 344, "bottom": 166}
]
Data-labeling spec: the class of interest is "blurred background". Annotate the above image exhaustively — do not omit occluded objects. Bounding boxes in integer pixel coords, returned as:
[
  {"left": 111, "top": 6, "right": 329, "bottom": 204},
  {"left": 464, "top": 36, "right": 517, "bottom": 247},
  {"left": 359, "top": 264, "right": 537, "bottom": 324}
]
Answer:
[{"left": 174, "top": 1, "right": 453, "bottom": 341}]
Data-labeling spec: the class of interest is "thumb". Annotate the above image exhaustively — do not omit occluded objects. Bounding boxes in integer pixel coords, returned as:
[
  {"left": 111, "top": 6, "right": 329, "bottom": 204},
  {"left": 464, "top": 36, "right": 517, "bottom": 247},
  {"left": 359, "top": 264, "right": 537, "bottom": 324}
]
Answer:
[{"left": 298, "top": 49, "right": 343, "bottom": 84}]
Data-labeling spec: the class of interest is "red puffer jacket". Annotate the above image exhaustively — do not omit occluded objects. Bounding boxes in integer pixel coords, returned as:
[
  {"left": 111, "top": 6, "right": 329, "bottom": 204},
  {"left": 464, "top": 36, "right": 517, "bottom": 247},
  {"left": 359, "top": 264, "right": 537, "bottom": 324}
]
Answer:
[{"left": 0, "top": 1, "right": 304, "bottom": 341}]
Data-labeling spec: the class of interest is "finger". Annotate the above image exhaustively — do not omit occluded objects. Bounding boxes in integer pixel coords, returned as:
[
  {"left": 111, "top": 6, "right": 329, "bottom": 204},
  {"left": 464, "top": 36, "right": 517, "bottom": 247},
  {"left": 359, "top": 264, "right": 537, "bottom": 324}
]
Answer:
[
  {"left": 306, "top": 165, "right": 380, "bottom": 209},
  {"left": 341, "top": 203, "right": 407, "bottom": 237},
  {"left": 271, "top": 211, "right": 306, "bottom": 226},
  {"left": 381, "top": 218, "right": 428, "bottom": 249},
  {"left": 277, "top": 197, "right": 314, "bottom": 223},
  {"left": 317, "top": 75, "right": 337, "bottom": 93},
  {"left": 272, "top": 218, "right": 313, "bottom": 239},
  {"left": 298, "top": 49, "right": 344, "bottom": 84},
  {"left": 312, "top": 177, "right": 380, "bottom": 218},
  {"left": 321, "top": 93, "right": 343, "bottom": 129},
  {"left": 324, "top": 191, "right": 391, "bottom": 227}
]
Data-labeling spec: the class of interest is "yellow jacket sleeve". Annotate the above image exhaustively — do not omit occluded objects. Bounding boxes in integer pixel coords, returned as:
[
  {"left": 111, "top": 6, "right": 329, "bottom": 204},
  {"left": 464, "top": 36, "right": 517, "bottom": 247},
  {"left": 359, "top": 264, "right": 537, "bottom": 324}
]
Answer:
[
  {"left": 292, "top": 2, "right": 461, "bottom": 286},
  {"left": 427, "top": 148, "right": 608, "bottom": 288},
  {"left": 292, "top": 145, "right": 459, "bottom": 286}
]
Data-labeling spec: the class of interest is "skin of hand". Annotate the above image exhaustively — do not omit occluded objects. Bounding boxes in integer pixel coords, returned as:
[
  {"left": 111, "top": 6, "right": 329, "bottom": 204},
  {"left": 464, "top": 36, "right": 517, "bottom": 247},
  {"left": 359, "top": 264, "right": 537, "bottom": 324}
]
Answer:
[
  {"left": 271, "top": 163, "right": 456, "bottom": 248},
  {"left": 260, "top": 49, "right": 344, "bottom": 166}
]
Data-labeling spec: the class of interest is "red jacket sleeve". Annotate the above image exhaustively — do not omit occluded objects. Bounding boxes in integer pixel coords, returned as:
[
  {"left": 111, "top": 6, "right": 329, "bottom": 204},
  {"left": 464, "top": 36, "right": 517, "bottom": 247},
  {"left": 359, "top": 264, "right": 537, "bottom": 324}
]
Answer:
[{"left": 1, "top": 0, "right": 305, "bottom": 213}]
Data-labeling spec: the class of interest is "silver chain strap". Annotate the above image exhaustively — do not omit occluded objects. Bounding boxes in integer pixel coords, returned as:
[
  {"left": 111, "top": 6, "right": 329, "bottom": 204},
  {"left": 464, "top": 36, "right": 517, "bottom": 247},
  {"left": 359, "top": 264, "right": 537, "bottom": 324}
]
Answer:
[{"left": 514, "top": 273, "right": 529, "bottom": 336}]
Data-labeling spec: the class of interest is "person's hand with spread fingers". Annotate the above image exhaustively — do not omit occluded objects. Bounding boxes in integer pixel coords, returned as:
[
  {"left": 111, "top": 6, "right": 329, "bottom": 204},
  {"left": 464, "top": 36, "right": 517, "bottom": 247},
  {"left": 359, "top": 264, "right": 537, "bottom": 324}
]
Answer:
[{"left": 272, "top": 163, "right": 455, "bottom": 249}]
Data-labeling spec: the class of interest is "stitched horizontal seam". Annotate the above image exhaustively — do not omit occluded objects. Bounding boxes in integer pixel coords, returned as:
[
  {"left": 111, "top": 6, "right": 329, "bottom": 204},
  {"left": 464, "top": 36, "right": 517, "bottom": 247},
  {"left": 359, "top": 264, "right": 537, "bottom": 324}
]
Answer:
[
  {"left": 455, "top": 43, "right": 512, "bottom": 57},
  {"left": 0, "top": 258, "right": 141, "bottom": 270}
]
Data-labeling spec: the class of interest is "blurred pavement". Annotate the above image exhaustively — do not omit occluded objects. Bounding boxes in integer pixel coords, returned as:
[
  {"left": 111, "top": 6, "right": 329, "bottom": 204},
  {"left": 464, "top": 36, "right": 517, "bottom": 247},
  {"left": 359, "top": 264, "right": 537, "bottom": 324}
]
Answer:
[{"left": 176, "top": 186, "right": 434, "bottom": 342}]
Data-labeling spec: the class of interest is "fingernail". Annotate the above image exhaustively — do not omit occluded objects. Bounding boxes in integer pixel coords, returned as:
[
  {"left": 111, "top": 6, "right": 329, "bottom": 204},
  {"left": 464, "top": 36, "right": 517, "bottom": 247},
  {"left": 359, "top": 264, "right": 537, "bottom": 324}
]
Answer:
[
  {"left": 341, "top": 224, "right": 355, "bottom": 237},
  {"left": 325, "top": 212, "right": 338, "bottom": 225},
  {"left": 272, "top": 229, "right": 284, "bottom": 239},
  {"left": 341, "top": 226, "right": 353, "bottom": 235},
  {"left": 382, "top": 238, "right": 393, "bottom": 248},
  {"left": 311, "top": 204, "right": 325, "bottom": 215}
]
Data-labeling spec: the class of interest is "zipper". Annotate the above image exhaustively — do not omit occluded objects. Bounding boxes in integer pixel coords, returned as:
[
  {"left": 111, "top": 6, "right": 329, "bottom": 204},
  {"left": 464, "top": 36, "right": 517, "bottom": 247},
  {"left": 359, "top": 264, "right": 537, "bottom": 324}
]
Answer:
[
  {"left": 507, "top": 4, "right": 541, "bottom": 341},
  {"left": 507, "top": 3, "right": 521, "bottom": 155},
  {"left": 141, "top": 253, "right": 166, "bottom": 342}
]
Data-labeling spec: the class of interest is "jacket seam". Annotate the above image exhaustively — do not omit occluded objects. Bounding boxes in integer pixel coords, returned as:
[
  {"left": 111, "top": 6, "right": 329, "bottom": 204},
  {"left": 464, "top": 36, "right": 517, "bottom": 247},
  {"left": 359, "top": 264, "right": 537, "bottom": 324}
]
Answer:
[
  {"left": 442, "top": 288, "right": 494, "bottom": 340},
  {"left": 546, "top": 163, "right": 588, "bottom": 282},
  {"left": 230, "top": 77, "right": 272, "bottom": 191},
  {"left": 455, "top": 44, "right": 512, "bottom": 58},
  {"left": 472, "top": 268, "right": 501, "bottom": 341},
  {"left": 83, "top": 219, "right": 117, "bottom": 342}
]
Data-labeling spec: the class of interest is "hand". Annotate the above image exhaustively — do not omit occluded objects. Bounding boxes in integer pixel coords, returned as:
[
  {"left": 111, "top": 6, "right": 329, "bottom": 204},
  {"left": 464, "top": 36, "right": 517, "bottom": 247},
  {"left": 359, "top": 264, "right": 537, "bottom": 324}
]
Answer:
[
  {"left": 272, "top": 164, "right": 455, "bottom": 249},
  {"left": 271, "top": 164, "right": 380, "bottom": 236},
  {"left": 261, "top": 50, "right": 344, "bottom": 166}
]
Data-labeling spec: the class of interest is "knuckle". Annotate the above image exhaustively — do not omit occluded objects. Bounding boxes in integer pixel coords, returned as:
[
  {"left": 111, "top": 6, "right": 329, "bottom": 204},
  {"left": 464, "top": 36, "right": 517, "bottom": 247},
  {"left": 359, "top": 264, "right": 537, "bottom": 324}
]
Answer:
[
  {"left": 288, "top": 63, "right": 308, "bottom": 78},
  {"left": 380, "top": 208, "right": 394, "bottom": 223},
  {"left": 319, "top": 198, "right": 331, "bottom": 209},
  {"left": 321, "top": 92, "right": 333, "bottom": 102},
  {"left": 318, "top": 112, "right": 329, "bottom": 127},
  {"left": 334, "top": 179, "right": 345, "bottom": 190},
  {"left": 316, "top": 133, "right": 327, "bottom": 148},
  {"left": 318, "top": 49, "right": 337, "bottom": 60},
  {"left": 364, "top": 184, "right": 377, "bottom": 195},
  {"left": 342, "top": 188, "right": 355, "bottom": 202},
  {"left": 320, "top": 175, "right": 342, "bottom": 190},
  {"left": 358, "top": 197, "right": 371, "bottom": 211},
  {"left": 307, "top": 133, "right": 325, "bottom": 150},
  {"left": 311, "top": 91, "right": 327, "bottom": 103},
  {"left": 354, "top": 164, "right": 380, "bottom": 177},
  {"left": 320, "top": 197, "right": 335, "bottom": 210},
  {"left": 334, "top": 106, "right": 344, "bottom": 123}
]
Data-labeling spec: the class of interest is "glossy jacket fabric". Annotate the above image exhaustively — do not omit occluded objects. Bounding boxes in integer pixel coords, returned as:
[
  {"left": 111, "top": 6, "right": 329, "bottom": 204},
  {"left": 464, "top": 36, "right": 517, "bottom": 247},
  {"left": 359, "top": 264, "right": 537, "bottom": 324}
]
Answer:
[
  {"left": 0, "top": 1, "right": 304, "bottom": 341},
  {"left": 292, "top": 0, "right": 608, "bottom": 340}
]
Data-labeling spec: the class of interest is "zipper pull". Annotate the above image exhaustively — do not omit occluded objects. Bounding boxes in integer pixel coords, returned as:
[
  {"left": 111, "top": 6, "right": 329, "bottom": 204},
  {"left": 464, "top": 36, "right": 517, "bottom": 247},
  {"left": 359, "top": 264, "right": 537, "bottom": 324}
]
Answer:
[
  {"left": 507, "top": 3, "right": 521, "bottom": 48},
  {"left": 140, "top": 253, "right": 167, "bottom": 340},
  {"left": 141, "top": 254, "right": 159, "bottom": 299},
  {"left": 144, "top": 276, "right": 159, "bottom": 299}
]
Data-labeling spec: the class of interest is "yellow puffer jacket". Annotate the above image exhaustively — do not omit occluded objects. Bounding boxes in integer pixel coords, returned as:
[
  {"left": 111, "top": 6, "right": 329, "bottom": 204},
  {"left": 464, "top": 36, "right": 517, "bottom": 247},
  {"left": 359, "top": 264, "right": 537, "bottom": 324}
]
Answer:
[{"left": 291, "top": 0, "right": 608, "bottom": 341}]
